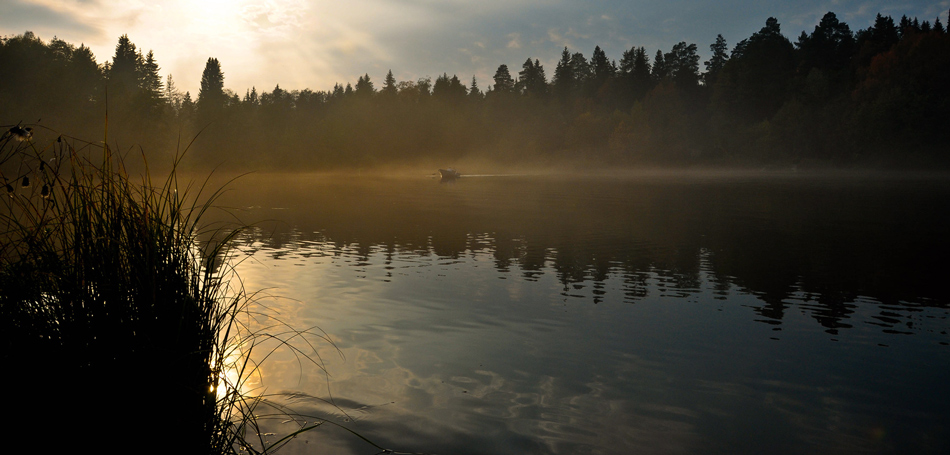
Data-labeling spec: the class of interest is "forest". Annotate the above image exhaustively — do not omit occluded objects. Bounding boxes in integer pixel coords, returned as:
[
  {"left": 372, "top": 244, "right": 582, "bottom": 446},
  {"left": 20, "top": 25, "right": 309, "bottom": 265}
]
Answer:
[{"left": 2, "top": 10, "right": 949, "bottom": 170}]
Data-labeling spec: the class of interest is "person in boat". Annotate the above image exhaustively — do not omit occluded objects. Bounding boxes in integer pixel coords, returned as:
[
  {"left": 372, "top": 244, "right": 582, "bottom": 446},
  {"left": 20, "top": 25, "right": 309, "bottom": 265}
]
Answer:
[{"left": 439, "top": 168, "right": 460, "bottom": 179}]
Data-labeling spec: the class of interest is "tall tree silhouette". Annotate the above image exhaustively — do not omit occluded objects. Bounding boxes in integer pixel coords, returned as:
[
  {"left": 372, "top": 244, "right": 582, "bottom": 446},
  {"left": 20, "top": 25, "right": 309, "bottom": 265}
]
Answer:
[
  {"left": 108, "top": 35, "right": 140, "bottom": 104},
  {"left": 618, "top": 46, "right": 652, "bottom": 103},
  {"left": 164, "top": 74, "right": 184, "bottom": 112},
  {"left": 355, "top": 73, "right": 374, "bottom": 97},
  {"left": 434, "top": 73, "right": 467, "bottom": 103},
  {"left": 854, "top": 14, "right": 899, "bottom": 68},
  {"left": 4, "top": 15, "right": 948, "bottom": 170},
  {"left": 517, "top": 58, "right": 547, "bottom": 98},
  {"left": 492, "top": 64, "right": 515, "bottom": 93},
  {"left": 469, "top": 76, "right": 482, "bottom": 99},
  {"left": 196, "top": 57, "right": 225, "bottom": 125},
  {"left": 797, "top": 12, "right": 854, "bottom": 76},
  {"left": 553, "top": 47, "right": 576, "bottom": 101},
  {"left": 570, "top": 52, "right": 591, "bottom": 91},
  {"left": 138, "top": 50, "right": 164, "bottom": 119},
  {"left": 0, "top": 32, "right": 102, "bottom": 133},
  {"left": 589, "top": 45, "right": 615, "bottom": 95},
  {"left": 382, "top": 70, "right": 397, "bottom": 96},
  {"left": 665, "top": 42, "right": 700, "bottom": 88},
  {"left": 106, "top": 34, "right": 154, "bottom": 132},
  {"left": 704, "top": 35, "right": 729, "bottom": 86},
  {"left": 713, "top": 17, "right": 796, "bottom": 122},
  {"left": 852, "top": 25, "right": 950, "bottom": 155},
  {"left": 652, "top": 50, "right": 668, "bottom": 82}
]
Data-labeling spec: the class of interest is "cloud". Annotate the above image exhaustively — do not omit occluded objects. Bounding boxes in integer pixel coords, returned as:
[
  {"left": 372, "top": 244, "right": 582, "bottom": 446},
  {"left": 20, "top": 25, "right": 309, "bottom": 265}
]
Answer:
[
  {"left": 0, "top": 0, "right": 101, "bottom": 37},
  {"left": 507, "top": 33, "right": 522, "bottom": 49}
]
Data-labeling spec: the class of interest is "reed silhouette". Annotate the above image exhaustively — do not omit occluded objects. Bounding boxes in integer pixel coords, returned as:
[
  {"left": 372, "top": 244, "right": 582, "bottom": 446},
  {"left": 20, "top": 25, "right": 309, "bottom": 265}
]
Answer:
[{"left": 0, "top": 125, "right": 367, "bottom": 454}]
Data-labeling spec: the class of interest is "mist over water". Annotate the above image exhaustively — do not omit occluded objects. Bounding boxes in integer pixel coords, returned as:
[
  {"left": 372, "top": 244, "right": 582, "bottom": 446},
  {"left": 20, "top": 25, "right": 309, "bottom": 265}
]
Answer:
[
  {"left": 5, "top": 8, "right": 950, "bottom": 454},
  {"left": 209, "top": 170, "right": 950, "bottom": 455}
]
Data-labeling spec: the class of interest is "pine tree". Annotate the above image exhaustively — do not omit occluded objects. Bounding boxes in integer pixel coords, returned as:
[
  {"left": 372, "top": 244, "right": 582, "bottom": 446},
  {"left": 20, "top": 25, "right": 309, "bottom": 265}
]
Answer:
[
  {"left": 518, "top": 58, "right": 547, "bottom": 97},
  {"left": 618, "top": 46, "right": 639, "bottom": 76},
  {"left": 652, "top": 49, "right": 667, "bottom": 82},
  {"left": 553, "top": 47, "right": 575, "bottom": 100},
  {"left": 433, "top": 73, "right": 451, "bottom": 97},
  {"left": 164, "top": 74, "right": 183, "bottom": 111},
  {"left": 469, "top": 76, "right": 482, "bottom": 99},
  {"left": 382, "top": 70, "right": 397, "bottom": 96},
  {"left": 799, "top": 12, "right": 854, "bottom": 73},
  {"left": 108, "top": 35, "right": 141, "bottom": 104},
  {"left": 665, "top": 42, "right": 700, "bottom": 87},
  {"left": 618, "top": 46, "right": 653, "bottom": 106},
  {"left": 712, "top": 17, "right": 796, "bottom": 122},
  {"left": 569, "top": 52, "right": 591, "bottom": 89},
  {"left": 854, "top": 14, "right": 899, "bottom": 67},
  {"left": 590, "top": 45, "right": 614, "bottom": 92},
  {"left": 141, "top": 51, "right": 162, "bottom": 98},
  {"left": 899, "top": 15, "right": 913, "bottom": 37},
  {"left": 492, "top": 64, "right": 515, "bottom": 93},
  {"left": 138, "top": 49, "right": 163, "bottom": 117},
  {"left": 449, "top": 74, "right": 467, "bottom": 100},
  {"left": 180, "top": 91, "right": 195, "bottom": 120},
  {"left": 331, "top": 83, "right": 345, "bottom": 100},
  {"left": 196, "top": 57, "right": 225, "bottom": 124},
  {"left": 704, "top": 35, "right": 729, "bottom": 86},
  {"left": 355, "top": 73, "right": 374, "bottom": 96},
  {"left": 416, "top": 77, "right": 432, "bottom": 97}
]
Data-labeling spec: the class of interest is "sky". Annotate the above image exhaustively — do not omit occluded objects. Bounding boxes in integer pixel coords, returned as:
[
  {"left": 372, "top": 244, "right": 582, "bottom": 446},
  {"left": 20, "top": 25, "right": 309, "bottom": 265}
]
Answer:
[{"left": 2, "top": 0, "right": 948, "bottom": 96}]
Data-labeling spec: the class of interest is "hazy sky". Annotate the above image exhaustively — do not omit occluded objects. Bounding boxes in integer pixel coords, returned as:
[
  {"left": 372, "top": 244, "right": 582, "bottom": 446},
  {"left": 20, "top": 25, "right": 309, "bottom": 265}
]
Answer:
[{"left": 2, "top": 1, "right": 947, "bottom": 96}]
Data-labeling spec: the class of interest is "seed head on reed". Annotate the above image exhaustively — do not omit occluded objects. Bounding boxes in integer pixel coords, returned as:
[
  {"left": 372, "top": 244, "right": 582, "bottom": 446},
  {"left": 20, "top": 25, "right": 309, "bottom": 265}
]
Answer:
[{"left": 6, "top": 126, "right": 33, "bottom": 141}]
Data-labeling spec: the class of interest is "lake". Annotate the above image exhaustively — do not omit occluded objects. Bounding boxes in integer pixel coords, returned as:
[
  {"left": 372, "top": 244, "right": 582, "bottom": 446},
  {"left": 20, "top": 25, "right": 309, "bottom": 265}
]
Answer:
[{"left": 211, "top": 171, "right": 950, "bottom": 455}]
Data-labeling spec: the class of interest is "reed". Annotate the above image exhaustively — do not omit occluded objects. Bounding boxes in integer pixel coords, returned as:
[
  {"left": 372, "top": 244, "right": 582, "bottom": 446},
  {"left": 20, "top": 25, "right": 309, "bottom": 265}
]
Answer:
[{"left": 0, "top": 126, "right": 337, "bottom": 454}]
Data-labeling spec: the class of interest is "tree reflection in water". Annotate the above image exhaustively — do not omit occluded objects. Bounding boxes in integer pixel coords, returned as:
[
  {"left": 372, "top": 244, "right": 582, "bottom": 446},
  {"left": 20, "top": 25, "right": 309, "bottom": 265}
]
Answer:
[
  {"left": 216, "top": 172, "right": 950, "bottom": 338},
  {"left": 201, "top": 171, "right": 950, "bottom": 454}
]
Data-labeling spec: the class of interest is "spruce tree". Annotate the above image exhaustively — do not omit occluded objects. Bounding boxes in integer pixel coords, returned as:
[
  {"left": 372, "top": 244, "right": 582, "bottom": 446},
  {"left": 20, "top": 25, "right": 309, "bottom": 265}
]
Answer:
[
  {"left": 652, "top": 49, "right": 667, "bottom": 82},
  {"left": 492, "top": 64, "right": 515, "bottom": 93},
  {"left": 518, "top": 58, "right": 547, "bottom": 97},
  {"left": 469, "top": 76, "right": 482, "bottom": 98},
  {"left": 164, "top": 74, "right": 183, "bottom": 111},
  {"left": 569, "top": 52, "right": 591, "bottom": 89},
  {"left": 665, "top": 42, "right": 700, "bottom": 88},
  {"left": 196, "top": 57, "right": 225, "bottom": 124},
  {"left": 355, "top": 73, "right": 374, "bottom": 96},
  {"left": 553, "top": 47, "right": 575, "bottom": 100},
  {"left": 108, "top": 35, "right": 141, "bottom": 105},
  {"left": 138, "top": 50, "right": 163, "bottom": 117},
  {"left": 704, "top": 35, "right": 729, "bottom": 86},
  {"left": 382, "top": 70, "right": 397, "bottom": 96},
  {"left": 590, "top": 45, "right": 614, "bottom": 92}
]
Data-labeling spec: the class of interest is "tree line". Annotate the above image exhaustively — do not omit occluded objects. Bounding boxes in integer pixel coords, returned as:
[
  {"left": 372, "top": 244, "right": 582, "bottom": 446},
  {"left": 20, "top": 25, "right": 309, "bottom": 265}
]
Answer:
[{"left": 2, "top": 10, "right": 949, "bottom": 169}]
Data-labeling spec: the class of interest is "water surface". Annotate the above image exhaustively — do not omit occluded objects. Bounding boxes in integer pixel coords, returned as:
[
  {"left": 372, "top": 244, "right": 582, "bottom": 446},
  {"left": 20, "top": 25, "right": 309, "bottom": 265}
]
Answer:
[{"left": 214, "top": 171, "right": 950, "bottom": 455}]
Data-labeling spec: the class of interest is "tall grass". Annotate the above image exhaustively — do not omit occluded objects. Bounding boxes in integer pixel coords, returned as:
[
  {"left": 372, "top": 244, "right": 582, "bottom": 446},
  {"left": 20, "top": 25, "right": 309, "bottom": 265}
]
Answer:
[{"left": 0, "top": 126, "right": 344, "bottom": 454}]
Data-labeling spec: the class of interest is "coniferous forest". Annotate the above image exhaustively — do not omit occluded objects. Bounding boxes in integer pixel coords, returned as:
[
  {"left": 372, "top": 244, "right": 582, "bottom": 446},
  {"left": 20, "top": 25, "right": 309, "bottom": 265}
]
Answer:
[{"left": 2, "top": 11, "right": 949, "bottom": 170}]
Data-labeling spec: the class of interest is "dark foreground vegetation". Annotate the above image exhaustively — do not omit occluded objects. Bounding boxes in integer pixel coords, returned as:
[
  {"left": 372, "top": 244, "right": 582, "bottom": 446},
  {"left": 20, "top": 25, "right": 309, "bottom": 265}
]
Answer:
[
  {"left": 2, "top": 10, "right": 949, "bottom": 170},
  {"left": 0, "top": 132, "right": 349, "bottom": 454},
  {"left": 0, "top": 130, "right": 242, "bottom": 452}
]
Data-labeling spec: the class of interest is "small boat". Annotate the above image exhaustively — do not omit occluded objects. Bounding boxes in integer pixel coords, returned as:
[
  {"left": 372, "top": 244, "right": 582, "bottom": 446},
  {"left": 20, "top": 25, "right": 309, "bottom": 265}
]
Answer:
[{"left": 438, "top": 168, "right": 461, "bottom": 180}]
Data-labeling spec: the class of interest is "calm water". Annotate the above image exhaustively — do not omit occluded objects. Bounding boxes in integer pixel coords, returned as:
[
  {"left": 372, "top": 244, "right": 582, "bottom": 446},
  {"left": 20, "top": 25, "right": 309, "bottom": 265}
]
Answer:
[{"left": 213, "top": 171, "right": 950, "bottom": 455}]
